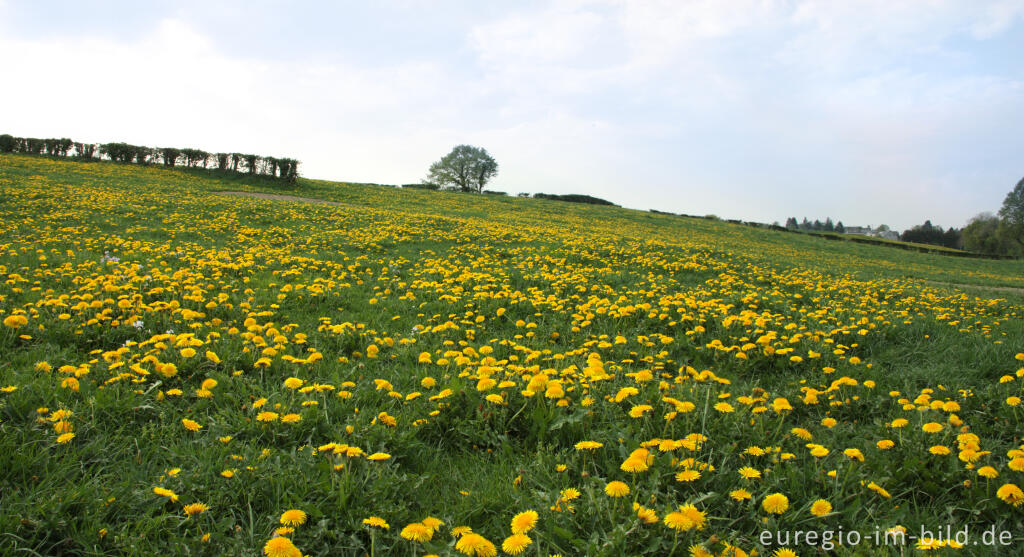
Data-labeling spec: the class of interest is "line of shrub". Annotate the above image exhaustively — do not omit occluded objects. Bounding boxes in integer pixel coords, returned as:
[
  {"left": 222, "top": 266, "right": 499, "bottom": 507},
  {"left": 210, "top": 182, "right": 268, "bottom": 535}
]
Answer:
[
  {"left": 533, "top": 193, "right": 617, "bottom": 206},
  {"left": 0, "top": 133, "right": 299, "bottom": 183}
]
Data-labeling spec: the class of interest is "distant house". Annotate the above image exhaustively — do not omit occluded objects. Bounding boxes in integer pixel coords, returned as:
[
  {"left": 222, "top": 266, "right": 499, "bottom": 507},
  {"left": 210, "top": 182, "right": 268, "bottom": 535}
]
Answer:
[
  {"left": 843, "top": 226, "right": 872, "bottom": 235},
  {"left": 843, "top": 226, "right": 899, "bottom": 241}
]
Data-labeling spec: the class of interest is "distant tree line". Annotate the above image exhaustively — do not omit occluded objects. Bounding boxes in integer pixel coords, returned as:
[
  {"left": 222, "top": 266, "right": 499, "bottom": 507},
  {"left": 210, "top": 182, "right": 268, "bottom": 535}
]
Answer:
[
  {"left": 785, "top": 217, "right": 845, "bottom": 233},
  {"left": 533, "top": 193, "right": 617, "bottom": 206},
  {"left": 399, "top": 184, "right": 617, "bottom": 206},
  {"left": 899, "top": 220, "right": 961, "bottom": 249},
  {"left": 0, "top": 133, "right": 299, "bottom": 183},
  {"left": 961, "top": 178, "right": 1024, "bottom": 257},
  {"left": 920, "top": 177, "right": 1024, "bottom": 257}
]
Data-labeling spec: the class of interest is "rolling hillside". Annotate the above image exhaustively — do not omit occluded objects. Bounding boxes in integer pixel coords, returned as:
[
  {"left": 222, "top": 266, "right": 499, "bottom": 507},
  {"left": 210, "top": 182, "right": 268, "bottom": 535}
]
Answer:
[{"left": 2, "top": 154, "right": 1023, "bottom": 556}]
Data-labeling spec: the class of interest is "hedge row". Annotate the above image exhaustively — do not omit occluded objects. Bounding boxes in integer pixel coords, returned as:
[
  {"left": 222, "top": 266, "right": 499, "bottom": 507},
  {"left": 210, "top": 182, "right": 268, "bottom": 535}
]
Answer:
[{"left": 0, "top": 134, "right": 299, "bottom": 183}]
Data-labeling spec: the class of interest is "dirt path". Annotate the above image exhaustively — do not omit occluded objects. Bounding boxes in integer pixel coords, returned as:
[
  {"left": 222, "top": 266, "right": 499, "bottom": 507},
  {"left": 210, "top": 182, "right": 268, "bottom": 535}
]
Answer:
[
  {"left": 216, "top": 191, "right": 348, "bottom": 207},
  {"left": 924, "top": 280, "right": 1024, "bottom": 295}
]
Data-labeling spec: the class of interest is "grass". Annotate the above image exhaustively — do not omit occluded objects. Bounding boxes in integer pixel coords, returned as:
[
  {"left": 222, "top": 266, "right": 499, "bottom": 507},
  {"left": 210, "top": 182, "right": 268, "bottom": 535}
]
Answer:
[{"left": 1, "top": 153, "right": 1024, "bottom": 556}]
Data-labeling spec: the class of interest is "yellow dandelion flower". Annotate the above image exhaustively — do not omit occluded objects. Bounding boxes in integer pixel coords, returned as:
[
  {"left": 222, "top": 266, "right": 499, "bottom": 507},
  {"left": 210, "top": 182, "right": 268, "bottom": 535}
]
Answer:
[
  {"left": 605, "top": 481, "right": 630, "bottom": 497},
  {"left": 280, "top": 509, "right": 307, "bottom": 526},
  {"left": 400, "top": 522, "right": 433, "bottom": 542},
  {"left": 257, "top": 411, "right": 279, "bottom": 422},
  {"left": 675, "top": 469, "right": 701, "bottom": 482},
  {"left": 730, "top": 489, "right": 752, "bottom": 501},
  {"left": 263, "top": 537, "right": 301, "bottom": 557},
  {"left": 998, "top": 483, "right": 1024, "bottom": 506},
  {"left": 183, "top": 502, "right": 209, "bottom": 516},
  {"left": 510, "top": 510, "right": 538, "bottom": 534},
  {"left": 738, "top": 467, "right": 761, "bottom": 480},
  {"left": 810, "top": 499, "right": 832, "bottom": 517},
  {"left": 501, "top": 533, "right": 532, "bottom": 555},
  {"left": 978, "top": 466, "right": 999, "bottom": 479},
  {"left": 421, "top": 516, "right": 444, "bottom": 532},
  {"left": 762, "top": 493, "right": 789, "bottom": 514},
  {"left": 455, "top": 533, "right": 496, "bottom": 557}
]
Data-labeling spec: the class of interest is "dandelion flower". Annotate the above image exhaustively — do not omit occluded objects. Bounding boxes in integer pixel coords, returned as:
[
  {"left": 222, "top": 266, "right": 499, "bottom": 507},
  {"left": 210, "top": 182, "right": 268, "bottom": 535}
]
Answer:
[
  {"left": 738, "top": 467, "right": 761, "bottom": 480},
  {"left": 153, "top": 487, "right": 179, "bottom": 502},
  {"left": 621, "top": 456, "right": 649, "bottom": 473},
  {"left": 3, "top": 314, "right": 28, "bottom": 328},
  {"left": 181, "top": 418, "right": 202, "bottom": 432},
  {"left": 664, "top": 504, "right": 706, "bottom": 531},
  {"left": 713, "top": 402, "right": 734, "bottom": 413},
  {"left": 978, "top": 466, "right": 999, "bottom": 479},
  {"left": 510, "top": 510, "right": 538, "bottom": 533},
  {"left": 560, "top": 487, "right": 581, "bottom": 500},
  {"left": 183, "top": 502, "right": 209, "bottom": 516},
  {"left": 867, "top": 481, "right": 892, "bottom": 499},
  {"left": 263, "top": 537, "right": 301, "bottom": 557},
  {"left": 280, "top": 509, "right": 307, "bottom": 526},
  {"left": 675, "top": 469, "right": 701, "bottom": 482},
  {"left": 634, "top": 503, "right": 658, "bottom": 524},
  {"left": 400, "top": 522, "right": 433, "bottom": 542},
  {"left": 455, "top": 533, "right": 496, "bottom": 557},
  {"left": 791, "top": 427, "right": 812, "bottom": 441},
  {"left": 56, "top": 432, "right": 75, "bottom": 444},
  {"left": 421, "top": 516, "right": 444, "bottom": 532},
  {"left": 363, "top": 516, "right": 389, "bottom": 529},
  {"left": 501, "top": 533, "right": 532, "bottom": 555},
  {"left": 730, "top": 489, "right": 752, "bottom": 501},
  {"left": 605, "top": 481, "right": 630, "bottom": 497},
  {"left": 762, "top": 493, "right": 789, "bottom": 514},
  {"left": 997, "top": 483, "right": 1024, "bottom": 506},
  {"left": 810, "top": 499, "right": 832, "bottom": 517}
]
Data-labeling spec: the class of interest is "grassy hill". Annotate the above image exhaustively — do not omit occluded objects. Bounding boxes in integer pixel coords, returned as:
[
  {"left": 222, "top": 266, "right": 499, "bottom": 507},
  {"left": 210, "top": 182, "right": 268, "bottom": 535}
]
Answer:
[{"left": 2, "top": 154, "right": 1024, "bottom": 556}]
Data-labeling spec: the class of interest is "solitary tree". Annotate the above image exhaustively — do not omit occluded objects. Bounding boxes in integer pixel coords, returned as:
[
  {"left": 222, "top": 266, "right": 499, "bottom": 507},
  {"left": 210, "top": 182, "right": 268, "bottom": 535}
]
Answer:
[
  {"left": 998, "top": 177, "right": 1024, "bottom": 254},
  {"left": 426, "top": 145, "right": 498, "bottom": 193}
]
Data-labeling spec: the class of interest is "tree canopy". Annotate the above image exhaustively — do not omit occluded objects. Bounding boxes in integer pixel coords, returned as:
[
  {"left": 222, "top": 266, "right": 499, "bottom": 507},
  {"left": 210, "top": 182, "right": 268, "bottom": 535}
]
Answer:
[
  {"left": 998, "top": 176, "right": 1024, "bottom": 252},
  {"left": 426, "top": 145, "right": 498, "bottom": 193}
]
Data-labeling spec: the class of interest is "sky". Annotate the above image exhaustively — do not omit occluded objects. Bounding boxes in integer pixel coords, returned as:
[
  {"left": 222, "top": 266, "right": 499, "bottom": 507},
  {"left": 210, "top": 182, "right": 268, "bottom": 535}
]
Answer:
[{"left": 1, "top": 1, "right": 1023, "bottom": 230}]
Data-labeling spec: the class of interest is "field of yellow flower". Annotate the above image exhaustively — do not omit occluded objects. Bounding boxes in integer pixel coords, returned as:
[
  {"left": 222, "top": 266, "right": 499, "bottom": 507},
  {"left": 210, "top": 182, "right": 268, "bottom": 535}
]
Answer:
[{"left": 2, "top": 153, "right": 1024, "bottom": 556}]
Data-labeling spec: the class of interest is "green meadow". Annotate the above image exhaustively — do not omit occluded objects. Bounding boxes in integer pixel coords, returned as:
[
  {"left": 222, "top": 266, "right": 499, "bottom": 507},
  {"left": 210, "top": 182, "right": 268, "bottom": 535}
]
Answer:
[{"left": 2, "top": 153, "right": 1024, "bottom": 556}]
